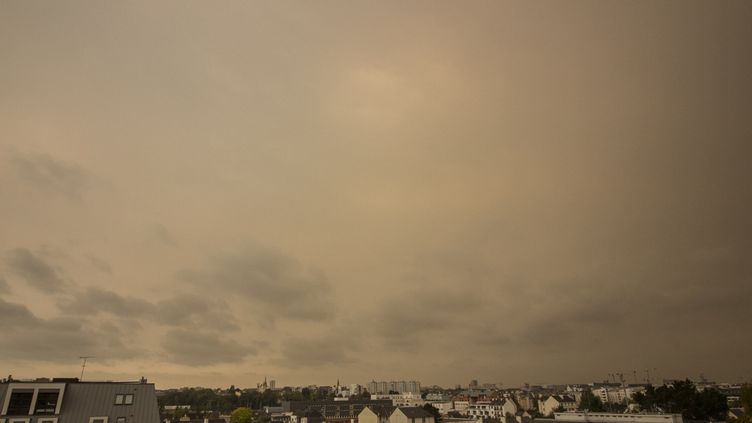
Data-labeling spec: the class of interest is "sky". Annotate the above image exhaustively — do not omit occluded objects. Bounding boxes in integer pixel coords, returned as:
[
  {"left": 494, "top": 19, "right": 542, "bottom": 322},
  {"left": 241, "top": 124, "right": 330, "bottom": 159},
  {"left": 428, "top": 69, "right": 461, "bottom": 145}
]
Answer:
[{"left": 1, "top": 1, "right": 751, "bottom": 389}]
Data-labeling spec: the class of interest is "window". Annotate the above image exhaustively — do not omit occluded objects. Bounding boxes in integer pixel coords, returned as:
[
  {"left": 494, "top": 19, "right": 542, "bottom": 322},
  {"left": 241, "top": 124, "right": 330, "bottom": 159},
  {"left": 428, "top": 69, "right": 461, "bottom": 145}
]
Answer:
[
  {"left": 6, "top": 391, "right": 34, "bottom": 415},
  {"left": 9, "top": 420, "right": 30, "bottom": 423},
  {"left": 115, "top": 394, "right": 133, "bottom": 405},
  {"left": 116, "top": 418, "right": 126, "bottom": 423},
  {"left": 89, "top": 418, "right": 108, "bottom": 423},
  {"left": 35, "top": 391, "right": 61, "bottom": 415},
  {"left": 38, "top": 419, "right": 58, "bottom": 423}
]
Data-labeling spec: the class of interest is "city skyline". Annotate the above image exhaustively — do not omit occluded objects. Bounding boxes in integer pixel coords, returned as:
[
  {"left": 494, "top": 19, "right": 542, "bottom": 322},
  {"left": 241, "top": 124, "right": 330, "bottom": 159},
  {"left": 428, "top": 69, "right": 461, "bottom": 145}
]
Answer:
[{"left": 1, "top": 1, "right": 751, "bottom": 388}]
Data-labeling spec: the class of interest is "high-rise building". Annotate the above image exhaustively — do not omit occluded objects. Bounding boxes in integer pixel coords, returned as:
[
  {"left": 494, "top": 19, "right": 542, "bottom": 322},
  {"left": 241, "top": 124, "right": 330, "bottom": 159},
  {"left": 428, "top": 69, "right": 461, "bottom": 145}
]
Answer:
[{"left": 366, "top": 381, "right": 421, "bottom": 394}]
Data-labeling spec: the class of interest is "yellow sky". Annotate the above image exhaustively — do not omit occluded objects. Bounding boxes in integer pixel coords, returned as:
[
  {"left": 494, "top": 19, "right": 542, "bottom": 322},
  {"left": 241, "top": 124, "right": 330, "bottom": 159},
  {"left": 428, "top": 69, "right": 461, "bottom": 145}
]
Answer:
[{"left": 1, "top": 1, "right": 751, "bottom": 388}]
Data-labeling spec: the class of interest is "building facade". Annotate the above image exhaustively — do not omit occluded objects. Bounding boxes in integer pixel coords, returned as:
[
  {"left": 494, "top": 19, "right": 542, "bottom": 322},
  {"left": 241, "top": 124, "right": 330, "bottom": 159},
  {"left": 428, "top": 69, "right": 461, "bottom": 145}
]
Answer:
[
  {"left": 0, "top": 379, "right": 160, "bottom": 423},
  {"left": 553, "top": 412, "right": 682, "bottom": 423}
]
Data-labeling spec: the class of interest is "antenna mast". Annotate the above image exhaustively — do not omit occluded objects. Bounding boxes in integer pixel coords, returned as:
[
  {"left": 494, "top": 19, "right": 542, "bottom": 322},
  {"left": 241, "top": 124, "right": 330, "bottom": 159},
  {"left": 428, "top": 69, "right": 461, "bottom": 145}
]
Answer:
[{"left": 79, "top": 356, "right": 95, "bottom": 380}]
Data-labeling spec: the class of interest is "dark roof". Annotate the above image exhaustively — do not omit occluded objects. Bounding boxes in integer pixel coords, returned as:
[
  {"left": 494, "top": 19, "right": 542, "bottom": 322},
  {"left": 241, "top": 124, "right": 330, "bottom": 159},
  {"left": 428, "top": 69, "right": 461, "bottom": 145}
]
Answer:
[
  {"left": 0, "top": 381, "right": 160, "bottom": 423},
  {"left": 396, "top": 407, "right": 433, "bottom": 418},
  {"left": 552, "top": 395, "right": 576, "bottom": 403},
  {"left": 300, "top": 409, "right": 325, "bottom": 418},
  {"left": 367, "top": 405, "right": 397, "bottom": 417}
]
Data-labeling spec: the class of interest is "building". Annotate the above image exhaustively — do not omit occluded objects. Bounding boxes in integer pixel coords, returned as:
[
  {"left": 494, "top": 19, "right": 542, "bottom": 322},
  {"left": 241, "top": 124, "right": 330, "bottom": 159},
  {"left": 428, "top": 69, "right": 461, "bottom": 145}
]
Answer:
[
  {"left": 0, "top": 378, "right": 160, "bottom": 423},
  {"left": 358, "top": 407, "right": 434, "bottom": 423},
  {"left": 370, "top": 394, "right": 424, "bottom": 408},
  {"left": 467, "top": 402, "right": 504, "bottom": 419},
  {"left": 590, "top": 387, "right": 644, "bottom": 405},
  {"left": 283, "top": 400, "right": 393, "bottom": 423},
  {"left": 389, "top": 408, "right": 434, "bottom": 423},
  {"left": 367, "top": 382, "right": 421, "bottom": 395},
  {"left": 553, "top": 412, "right": 682, "bottom": 423},
  {"left": 539, "top": 396, "right": 577, "bottom": 417},
  {"left": 513, "top": 394, "right": 537, "bottom": 412},
  {"left": 358, "top": 406, "right": 396, "bottom": 423},
  {"left": 425, "top": 402, "right": 453, "bottom": 416}
]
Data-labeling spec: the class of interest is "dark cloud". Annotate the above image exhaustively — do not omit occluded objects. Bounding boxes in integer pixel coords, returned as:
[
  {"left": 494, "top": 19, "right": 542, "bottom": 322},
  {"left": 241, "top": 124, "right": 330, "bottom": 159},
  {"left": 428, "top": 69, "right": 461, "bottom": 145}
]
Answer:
[
  {"left": 58, "top": 287, "right": 239, "bottom": 331},
  {"left": 161, "top": 329, "right": 256, "bottom": 366},
  {"left": 181, "top": 245, "right": 335, "bottom": 323},
  {"left": 373, "top": 290, "right": 482, "bottom": 348},
  {"left": 154, "top": 294, "right": 239, "bottom": 331},
  {"left": 59, "top": 287, "right": 153, "bottom": 317},
  {"left": 0, "top": 298, "right": 139, "bottom": 362},
  {"left": 5, "top": 248, "right": 66, "bottom": 292},
  {"left": 9, "top": 152, "right": 88, "bottom": 200}
]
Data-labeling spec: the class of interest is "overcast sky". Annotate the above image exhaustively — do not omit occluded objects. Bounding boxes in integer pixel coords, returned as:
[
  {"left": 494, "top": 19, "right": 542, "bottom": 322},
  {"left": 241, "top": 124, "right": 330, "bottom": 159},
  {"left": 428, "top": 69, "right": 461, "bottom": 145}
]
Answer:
[{"left": 1, "top": 1, "right": 751, "bottom": 389}]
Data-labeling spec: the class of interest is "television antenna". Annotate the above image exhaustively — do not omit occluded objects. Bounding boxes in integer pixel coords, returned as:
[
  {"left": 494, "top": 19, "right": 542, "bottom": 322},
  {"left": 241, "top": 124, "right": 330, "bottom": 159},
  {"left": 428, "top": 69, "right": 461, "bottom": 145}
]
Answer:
[{"left": 79, "top": 356, "right": 95, "bottom": 380}]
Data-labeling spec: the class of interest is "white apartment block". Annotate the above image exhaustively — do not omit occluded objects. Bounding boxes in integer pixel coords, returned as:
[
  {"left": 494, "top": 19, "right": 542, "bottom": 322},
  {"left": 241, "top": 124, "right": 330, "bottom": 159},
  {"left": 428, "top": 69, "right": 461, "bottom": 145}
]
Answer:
[
  {"left": 466, "top": 400, "right": 518, "bottom": 419},
  {"left": 371, "top": 394, "right": 425, "bottom": 407},
  {"left": 368, "top": 381, "right": 421, "bottom": 395}
]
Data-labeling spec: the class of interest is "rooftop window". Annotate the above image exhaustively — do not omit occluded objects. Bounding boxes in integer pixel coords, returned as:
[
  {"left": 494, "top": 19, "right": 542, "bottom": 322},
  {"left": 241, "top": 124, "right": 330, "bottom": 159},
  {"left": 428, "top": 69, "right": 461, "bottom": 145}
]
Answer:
[
  {"left": 7, "top": 391, "right": 34, "bottom": 415},
  {"left": 34, "top": 391, "right": 60, "bottom": 415},
  {"left": 114, "top": 394, "right": 134, "bottom": 405}
]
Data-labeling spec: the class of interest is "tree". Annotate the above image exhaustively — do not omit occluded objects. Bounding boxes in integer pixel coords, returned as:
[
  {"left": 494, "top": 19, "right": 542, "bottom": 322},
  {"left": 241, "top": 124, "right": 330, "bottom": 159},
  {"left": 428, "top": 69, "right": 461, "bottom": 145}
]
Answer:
[
  {"left": 578, "top": 390, "right": 605, "bottom": 412},
  {"left": 631, "top": 380, "right": 727, "bottom": 420},
  {"left": 359, "top": 390, "right": 372, "bottom": 399},
  {"left": 231, "top": 407, "right": 254, "bottom": 423},
  {"left": 422, "top": 403, "right": 442, "bottom": 423},
  {"left": 742, "top": 384, "right": 752, "bottom": 415}
]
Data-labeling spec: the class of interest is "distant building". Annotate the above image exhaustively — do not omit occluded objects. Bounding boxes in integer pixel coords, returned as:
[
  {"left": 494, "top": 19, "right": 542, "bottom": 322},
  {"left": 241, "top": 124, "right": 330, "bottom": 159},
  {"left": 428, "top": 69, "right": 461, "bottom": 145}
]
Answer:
[
  {"left": 358, "top": 406, "right": 396, "bottom": 423},
  {"left": 389, "top": 407, "right": 435, "bottom": 423},
  {"left": 366, "top": 382, "right": 421, "bottom": 395},
  {"left": 466, "top": 399, "right": 519, "bottom": 420},
  {"left": 589, "top": 387, "right": 644, "bottom": 405},
  {"left": 513, "top": 394, "right": 537, "bottom": 412},
  {"left": 0, "top": 378, "right": 160, "bottom": 423},
  {"left": 467, "top": 402, "right": 503, "bottom": 419},
  {"left": 553, "top": 412, "right": 682, "bottom": 423},
  {"left": 539, "top": 396, "right": 577, "bottom": 417},
  {"left": 283, "top": 399, "right": 393, "bottom": 423},
  {"left": 359, "top": 407, "right": 435, "bottom": 423},
  {"left": 370, "top": 394, "right": 424, "bottom": 408},
  {"left": 425, "top": 401, "right": 453, "bottom": 415}
]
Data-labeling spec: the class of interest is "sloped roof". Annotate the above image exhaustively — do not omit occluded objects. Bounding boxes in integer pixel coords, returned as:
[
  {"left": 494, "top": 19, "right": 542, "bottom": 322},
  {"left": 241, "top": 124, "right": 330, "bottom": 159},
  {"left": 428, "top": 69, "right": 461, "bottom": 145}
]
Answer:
[
  {"left": 396, "top": 407, "right": 434, "bottom": 418},
  {"left": 367, "top": 405, "right": 397, "bottom": 417},
  {"left": 0, "top": 381, "right": 160, "bottom": 423},
  {"left": 552, "top": 395, "right": 576, "bottom": 403}
]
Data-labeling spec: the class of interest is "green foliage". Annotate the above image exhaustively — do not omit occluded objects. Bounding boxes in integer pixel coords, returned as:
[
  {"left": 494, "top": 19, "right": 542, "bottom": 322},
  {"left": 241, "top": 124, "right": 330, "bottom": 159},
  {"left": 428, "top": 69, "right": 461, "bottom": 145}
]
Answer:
[
  {"left": 359, "top": 390, "right": 372, "bottom": 399},
  {"left": 632, "top": 380, "right": 727, "bottom": 421},
  {"left": 578, "top": 390, "right": 605, "bottom": 412},
  {"left": 231, "top": 407, "right": 253, "bottom": 423},
  {"left": 422, "top": 403, "right": 442, "bottom": 423},
  {"left": 158, "top": 387, "right": 282, "bottom": 414},
  {"left": 742, "top": 384, "right": 752, "bottom": 415}
]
